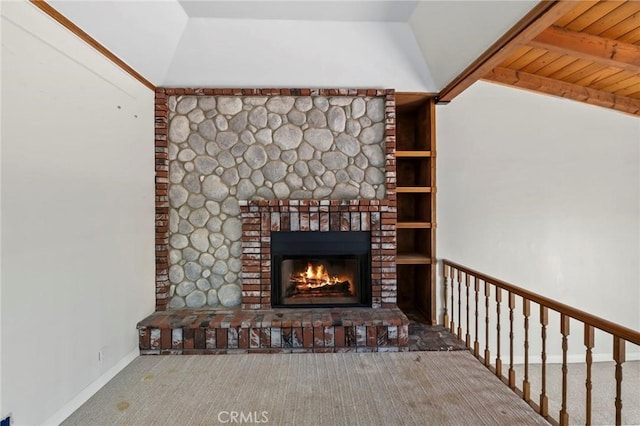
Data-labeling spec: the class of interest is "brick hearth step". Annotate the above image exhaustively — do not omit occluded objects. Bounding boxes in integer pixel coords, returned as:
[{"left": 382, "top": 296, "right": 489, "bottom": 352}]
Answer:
[{"left": 137, "top": 308, "right": 409, "bottom": 354}]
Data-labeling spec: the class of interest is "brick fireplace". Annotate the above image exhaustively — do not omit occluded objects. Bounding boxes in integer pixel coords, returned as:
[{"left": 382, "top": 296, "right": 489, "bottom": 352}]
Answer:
[{"left": 138, "top": 88, "right": 408, "bottom": 354}]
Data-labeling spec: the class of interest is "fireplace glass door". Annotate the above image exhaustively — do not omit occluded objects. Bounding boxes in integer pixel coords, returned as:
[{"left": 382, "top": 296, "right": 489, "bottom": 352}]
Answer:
[{"left": 271, "top": 231, "right": 371, "bottom": 308}]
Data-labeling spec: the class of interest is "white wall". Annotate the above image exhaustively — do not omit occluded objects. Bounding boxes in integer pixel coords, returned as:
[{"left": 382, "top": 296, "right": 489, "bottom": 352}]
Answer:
[
  {"left": 437, "top": 81, "right": 640, "bottom": 360},
  {"left": 1, "top": 2, "right": 155, "bottom": 424},
  {"left": 164, "top": 18, "right": 436, "bottom": 91}
]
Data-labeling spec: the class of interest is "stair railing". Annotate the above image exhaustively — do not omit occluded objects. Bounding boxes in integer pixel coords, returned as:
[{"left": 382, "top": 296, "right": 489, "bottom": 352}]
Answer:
[{"left": 443, "top": 259, "right": 640, "bottom": 426}]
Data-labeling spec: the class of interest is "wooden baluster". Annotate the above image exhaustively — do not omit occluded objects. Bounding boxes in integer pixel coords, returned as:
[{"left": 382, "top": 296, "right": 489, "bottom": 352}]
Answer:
[
  {"left": 523, "top": 299, "right": 531, "bottom": 402},
  {"left": 450, "top": 268, "right": 456, "bottom": 333},
  {"left": 540, "top": 305, "right": 549, "bottom": 417},
  {"left": 560, "top": 314, "right": 570, "bottom": 426},
  {"left": 474, "top": 278, "right": 480, "bottom": 357},
  {"left": 495, "top": 287, "right": 502, "bottom": 377},
  {"left": 465, "top": 274, "right": 471, "bottom": 348},
  {"left": 508, "top": 292, "right": 516, "bottom": 388},
  {"left": 443, "top": 264, "right": 449, "bottom": 328},
  {"left": 584, "top": 324, "right": 594, "bottom": 426},
  {"left": 457, "top": 270, "right": 462, "bottom": 339},
  {"left": 484, "top": 281, "right": 491, "bottom": 367},
  {"left": 614, "top": 336, "right": 625, "bottom": 426}
]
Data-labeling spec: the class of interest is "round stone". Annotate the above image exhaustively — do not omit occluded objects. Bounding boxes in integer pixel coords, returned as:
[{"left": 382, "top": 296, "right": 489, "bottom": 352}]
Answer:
[
  {"left": 212, "top": 260, "right": 228, "bottom": 275},
  {"left": 265, "top": 145, "right": 281, "bottom": 161},
  {"left": 216, "top": 132, "right": 239, "bottom": 150},
  {"left": 183, "top": 247, "right": 200, "bottom": 262},
  {"left": 169, "top": 209, "right": 179, "bottom": 233},
  {"left": 169, "top": 116, "right": 190, "bottom": 143},
  {"left": 336, "top": 133, "right": 360, "bottom": 156},
  {"left": 322, "top": 171, "right": 336, "bottom": 187},
  {"left": 230, "top": 242, "right": 242, "bottom": 258},
  {"left": 298, "top": 142, "right": 314, "bottom": 161},
  {"left": 274, "top": 124, "right": 303, "bottom": 150},
  {"left": 169, "top": 249, "right": 182, "bottom": 264},
  {"left": 295, "top": 97, "right": 313, "bottom": 112},
  {"left": 362, "top": 145, "right": 384, "bottom": 167},
  {"left": 170, "top": 161, "right": 186, "bottom": 184},
  {"left": 217, "top": 97, "right": 243, "bottom": 115},
  {"left": 221, "top": 168, "right": 240, "bottom": 186},
  {"left": 207, "top": 289, "right": 219, "bottom": 307},
  {"left": 336, "top": 170, "right": 350, "bottom": 183},
  {"left": 228, "top": 258, "right": 242, "bottom": 273},
  {"left": 313, "top": 97, "right": 329, "bottom": 112},
  {"left": 208, "top": 232, "right": 224, "bottom": 248},
  {"left": 178, "top": 148, "right": 196, "bottom": 163},
  {"left": 359, "top": 122, "right": 385, "bottom": 145},
  {"left": 250, "top": 171, "right": 264, "bottom": 187},
  {"left": 279, "top": 151, "right": 295, "bottom": 166},
  {"left": 248, "top": 106, "right": 268, "bottom": 128},
  {"left": 267, "top": 113, "right": 282, "bottom": 130},
  {"left": 238, "top": 179, "right": 257, "bottom": 199},
  {"left": 303, "top": 175, "right": 317, "bottom": 190},
  {"left": 266, "top": 96, "right": 295, "bottom": 114},
  {"left": 239, "top": 129, "right": 255, "bottom": 145},
  {"left": 303, "top": 128, "right": 333, "bottom": 151},
  {"left": 194, "top": 156, "right": 217, "bottom": 175},
  {"left": 188, "top": 134, "right": 206, "bottom": 155},
  {"left": 178, "top": 219, "right": 194, "bottom": 235},
  {"left": 222, "top": 218, "right": 242, "bottom": 241},
  {"left": 202, "top": 175, "right": 229, "bottom": 201},
  {"left": 217, "top": 151, "right": 235, "bottom": 168},
  {"left": 221, "top": 198, "right": 240, "bottom": 216},
  {"left": 178, "top": 205, "right": 190, "bottom": 219},
  {"left": 307, "top": 109, "right": 327, "bottom": 128},
  {"left": 330, "top": 97, "right": 352, "bottom": 106},
  {"left": 218, "top": 284, "right": 242, "bottom": 307},
  {"left": 294, "top": 161, "right": 309, "bottom": 177},
  {"left": 196, "top": 278, "right": 211, "bottom": 291},
  {"left": 168, "top": 296, "right": 186, "bottom": 309},
  {"left": 285, "top": 173, "right": 303, "bottom": 189},
  {"left": 331, "top": 183, "right": 360, "bottom": 199},
  {"left": 190, "top": 228, "right": 210, "bottom": 252},
  {"left": 376, "top": 184, "right": 386, "bottom": 199},
  {"left": 327, "top": 106, "right": 346, "bottom": 132},
  {"left": 238, "top": 163, "right": 252, "bottom": 179},
  {"left": 176, "top": 281, "right": 196, "bottom": 297},
  {"left": 351, "top": 98, "right": 366, "bottom": 118},
  {"left": 184, "top": 162, "right": 194, "bottom": 172},
  {"left": 359, "top": 116, "right": 372, "bottom": 128},
  {"left": 290, "top": 189, "right": 312, "bottom": 198},
  {"left": 198, "top": 119, "right": 217, "bottom": 141},
  {"left": 202, "top": 270, "right": 211, "bottom": 278},
  {"left": 287, "top": 110, "right": 306, "bottom": 126},
  {"left": 355, "top": 153, "right": 369, "bottom": 169},
  {"left": 229, "top": 111, "right": 248, "bottom": 133},
  {"left": 205, "top": 141, "right": 221, "bottom": 157},
  {"left": 347, "top": 165, "right": 365, "bottom": 182},
  {"left": 188, "top": 208, "right": 210, "bottom": 228},
  {"left": 169, "top": 143, "right": 179, "bottom": 161},
  {"left": 183, "top": 172, "right": 201, "bottom": 193},
  {"left": 322, "top": 152, "right": 348, "bottom": 170},
  {"left": 224, "top": 272, "right": 237, "bottom": 283},
  {"left": 308, "top": 159, "right": 326, "bottom": 176},
  {"left": 273, "top": 182, "right": 291, "bottom": 198},
  {"left": 177, "top": 97, "right": 197, "bottom": 114},
  {"left": 209, "top": 274, "right": 224, "bottom": 289},
  {"left": 170, "top": 234, "right": 188, "bottom": 249},
  {"left": 365, "top": 167, "right": 385, "bottom": 185},
  {"left": 215, "top": 245, "right": 230, "bottom": 260},
  {"left": 185, "top": 290, "right": 206, "bottom": 308},
  {"left": 366, "top": 98, "right": 385, "bottom": 122},
  {"left": 255, "top": 128, "right": 272, "bottom": 145},
  {"left": 200, "top": 253, "right": 215, "bottom": 267},
  {"left": 231, "top": 142, "right": 248, "bottom": 157},
  {"left": 360, "top": 182, "right": 376, "bottom": 198},
  {"left": 214, "top": 114, "right": 228, "bottom": 131},
  {"left": 169, "top": 265, "right": 184, "bottom": 284},
  {"left": 169, "top": 185, "right": 189, "bottom": 208},
  {"left": 188, "top": 108, "right": 205, "bottom": 124},
  {"left": 205, "top": 201, "right": 221, "bottom": 216},
  {"left": 184, "top": 261, "right": 203, "bottom": 281},
  {"left": 256, "top": 187, "right": 275, "bottom": 199},
  {"left": 199, "top": 97, "right": 216, "bottom": 111},
  {"left": 346, "top": 119, "right": 361, "bottom": 137},
  {"left": 313, "top": 187, "right": 332, "bottom": 198},
  {"left": 188, "top": 194, "right": 206, "bottom": 209},
  {"left": 244, "top": 145, "right": 268, "bottom": 169},
  {"left": 263, "top": 161, "right": 287, "bottom": 182}
]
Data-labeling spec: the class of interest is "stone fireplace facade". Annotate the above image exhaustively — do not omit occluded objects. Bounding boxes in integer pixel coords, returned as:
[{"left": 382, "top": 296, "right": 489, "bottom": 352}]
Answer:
[{"left": 155, "top": 88, "right": 397, "bottom": 311}]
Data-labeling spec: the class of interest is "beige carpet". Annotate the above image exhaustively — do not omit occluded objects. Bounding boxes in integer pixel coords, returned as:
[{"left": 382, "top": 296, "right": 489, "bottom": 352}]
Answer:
[{"left": 63, "top": 351, "right": 546, "bottom": 425}]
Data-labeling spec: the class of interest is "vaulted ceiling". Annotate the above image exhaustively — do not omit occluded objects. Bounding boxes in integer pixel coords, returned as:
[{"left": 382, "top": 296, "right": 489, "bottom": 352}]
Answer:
[{"left": 35, "top": 1, "right": 640, "bottom": 117}]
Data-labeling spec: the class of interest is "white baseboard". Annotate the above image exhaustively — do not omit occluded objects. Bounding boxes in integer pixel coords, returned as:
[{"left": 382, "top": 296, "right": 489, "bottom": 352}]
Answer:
[{"left": 43, "top": 349, "right": 139, "bottom": 426}]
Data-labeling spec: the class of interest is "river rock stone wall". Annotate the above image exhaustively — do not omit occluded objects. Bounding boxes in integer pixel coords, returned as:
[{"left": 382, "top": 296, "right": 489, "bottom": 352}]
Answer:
[{"left": 166, "top": 94, "right": 386, "bottom": 309}]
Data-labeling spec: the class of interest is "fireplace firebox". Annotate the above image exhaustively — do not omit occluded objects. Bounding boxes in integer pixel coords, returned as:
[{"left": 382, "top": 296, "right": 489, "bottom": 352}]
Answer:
[{"left": 271, "top": 231, "right": 371, "bottom": 307}]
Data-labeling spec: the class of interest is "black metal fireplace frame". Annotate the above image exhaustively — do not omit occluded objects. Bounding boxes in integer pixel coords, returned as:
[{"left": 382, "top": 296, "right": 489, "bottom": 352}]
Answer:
[{"left": 271, "top": 231, "right": 372, "bottom": 308}]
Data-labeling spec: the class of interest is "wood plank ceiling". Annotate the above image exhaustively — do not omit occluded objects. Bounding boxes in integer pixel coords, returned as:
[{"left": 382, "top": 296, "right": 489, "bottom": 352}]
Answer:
[{"left": 442, "top": 0, "right": 640, "bottom": 117}]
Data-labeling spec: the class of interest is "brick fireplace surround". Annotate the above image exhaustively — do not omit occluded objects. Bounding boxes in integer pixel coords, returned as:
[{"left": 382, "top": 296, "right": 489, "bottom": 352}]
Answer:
[{"left": 138, "top": 88, "right": 409, "bottom": 354}]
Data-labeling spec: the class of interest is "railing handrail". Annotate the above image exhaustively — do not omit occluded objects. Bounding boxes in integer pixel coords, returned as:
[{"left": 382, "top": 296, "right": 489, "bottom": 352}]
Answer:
[{"left": 443, "top": 259, "right": 640, "bottom": 346}]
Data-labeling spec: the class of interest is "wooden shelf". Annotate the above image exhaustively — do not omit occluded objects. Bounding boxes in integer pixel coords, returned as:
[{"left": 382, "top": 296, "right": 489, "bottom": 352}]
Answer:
[
  {"left": 397, "top": 221, "right": 432, "bottom": 229},
  {"left": 396, "top": 186, "right": 432, "bottom": 193},
  {"left": 396, "top": 150, "right": 432, "bottom": 158},
  {"left": 396, "top": 253, "right": 433, "bottom": 265}
]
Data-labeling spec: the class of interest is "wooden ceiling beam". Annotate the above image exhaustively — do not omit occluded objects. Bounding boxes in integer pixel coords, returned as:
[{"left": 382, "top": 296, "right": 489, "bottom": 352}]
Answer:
[
  {"left": 437, "top": 0, "right": 578, "bottom": 104},
  {"left": 484, "top": 67, "right": 640, "bottom": 117},
  {"left": 530, "top": 25, "right": 640, "bottom": 74}
]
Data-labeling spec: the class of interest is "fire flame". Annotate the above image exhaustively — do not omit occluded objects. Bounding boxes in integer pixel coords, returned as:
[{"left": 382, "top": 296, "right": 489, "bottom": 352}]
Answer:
[{"left": 297, "top": 262, "right": 342, "bottom": 289}]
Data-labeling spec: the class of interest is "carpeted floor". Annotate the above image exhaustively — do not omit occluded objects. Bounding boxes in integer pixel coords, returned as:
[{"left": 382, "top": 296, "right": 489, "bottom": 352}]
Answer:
[{"left": 63, "top": 351, "right": 546, "bottom": 426}]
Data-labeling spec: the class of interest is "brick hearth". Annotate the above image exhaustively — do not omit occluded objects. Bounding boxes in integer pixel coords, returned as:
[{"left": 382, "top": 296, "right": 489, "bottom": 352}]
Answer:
[{"left": 138, "top": 308, "right": 409, "bottom": 354}]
